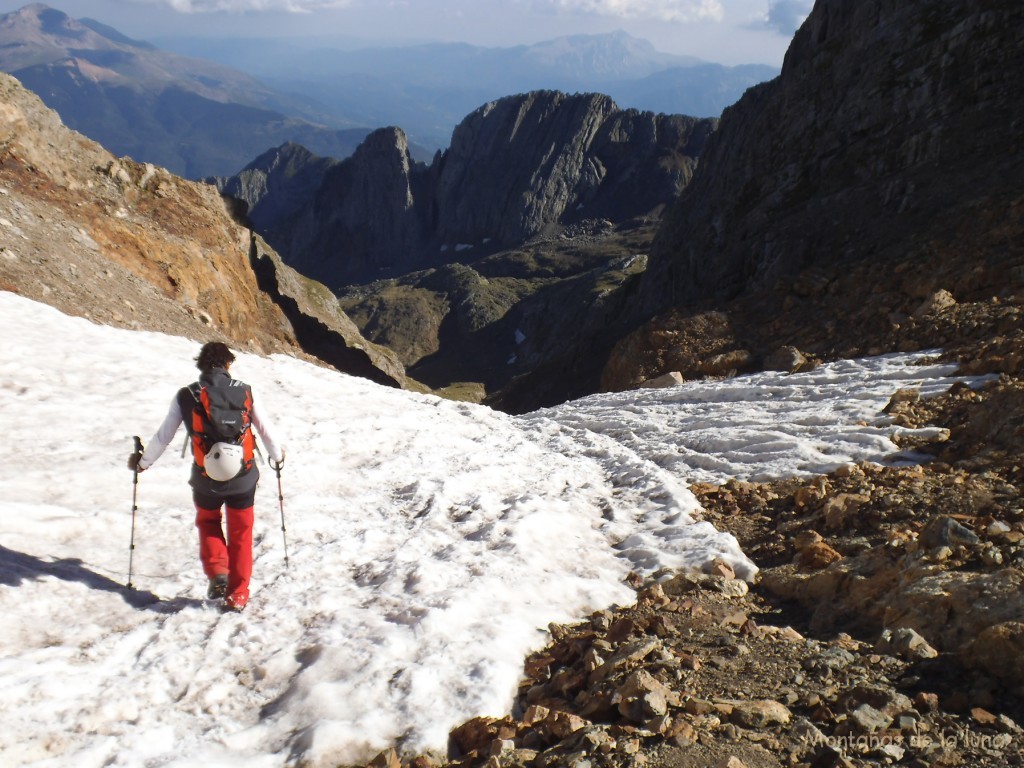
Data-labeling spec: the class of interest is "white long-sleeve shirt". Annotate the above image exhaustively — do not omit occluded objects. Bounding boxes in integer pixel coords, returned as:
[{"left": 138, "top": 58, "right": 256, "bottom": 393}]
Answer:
[{"left": 140, "top": 391, "right": 284, "bottom": 471}]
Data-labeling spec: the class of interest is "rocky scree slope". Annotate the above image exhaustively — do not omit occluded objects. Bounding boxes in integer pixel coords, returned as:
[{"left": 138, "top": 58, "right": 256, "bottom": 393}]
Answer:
[
  {"left": 355, "top": 366, "right": 1024, "bottom": 768},
  {"left": 0, "top": 72, "right": 405, "bottom": 388},
  {"left": 353, "top": 313, "right": 1024, "bottom": 767},
  {"left": 217, "top": 90, "right": 714, "bottom": 288}
]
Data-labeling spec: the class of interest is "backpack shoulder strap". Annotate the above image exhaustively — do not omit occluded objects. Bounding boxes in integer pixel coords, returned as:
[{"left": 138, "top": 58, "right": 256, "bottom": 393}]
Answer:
[{"left": 177, "top": 383, "right": 201, "bottom": 436}]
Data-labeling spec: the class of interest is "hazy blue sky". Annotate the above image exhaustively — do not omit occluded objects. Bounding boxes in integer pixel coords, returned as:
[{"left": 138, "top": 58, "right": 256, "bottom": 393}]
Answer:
[{"left": 0, "top": 0, "right": 814, "bottom": 65}]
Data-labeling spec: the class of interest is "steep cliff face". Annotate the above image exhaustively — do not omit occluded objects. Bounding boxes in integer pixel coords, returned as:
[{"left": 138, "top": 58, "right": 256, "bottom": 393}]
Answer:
[
  {"left": 432, "top": 92, "right": 617, "bottom": 249},
  {"left": 213, "top": 142, "right": 338, "bottom": 242},
  {"left": 639, "top": 0, "right": 1024, "bottom": 314},
  {"left": 289, "top": 127, "right": 436, "bottom": 287},
  {"left": 229, "top": 91, "right": 715, "bottom": 287},
  {"left": 433, "top": 91, "right": 708, "bottom": 248},
  {"left": 0, "top": 72, "right": 405, "bottom": 388}
]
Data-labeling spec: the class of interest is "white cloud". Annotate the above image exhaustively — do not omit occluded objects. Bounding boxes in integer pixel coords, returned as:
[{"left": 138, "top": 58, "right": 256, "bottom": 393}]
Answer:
[
  {"left": 762, "top": 0, "right": 812, "bottom": 35},
  {"left": 125, "top": 0, "right": 730, "bottom": 24},
  {"left": 542, "top": 0, "right": 725, "bottom": 23},
  {"left": 157, "top": 0, "right": 355, "bottom": 12}
]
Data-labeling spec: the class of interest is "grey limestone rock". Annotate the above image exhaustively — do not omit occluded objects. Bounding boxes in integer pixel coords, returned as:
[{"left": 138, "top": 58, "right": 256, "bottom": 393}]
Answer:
[
  {"left": 640, "top": 0, "right": 1024, "bottom": 315},
  {"left": 230, "top": 91, "right": 715, "bottom": 287}
]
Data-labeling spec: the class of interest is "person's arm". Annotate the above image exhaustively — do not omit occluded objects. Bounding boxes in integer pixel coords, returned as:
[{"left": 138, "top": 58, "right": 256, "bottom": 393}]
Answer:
[
  {"left": 139, "top": 396, "right": 184, "bottom": 470},
  {"left": 251, "top": 397, "right": 285, "bottom": 465}
]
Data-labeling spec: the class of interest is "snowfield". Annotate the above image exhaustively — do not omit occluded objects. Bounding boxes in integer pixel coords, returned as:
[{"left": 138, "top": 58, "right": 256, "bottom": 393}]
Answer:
[{"left": 0, "top": 291, "right": 979, "bottom": 767}]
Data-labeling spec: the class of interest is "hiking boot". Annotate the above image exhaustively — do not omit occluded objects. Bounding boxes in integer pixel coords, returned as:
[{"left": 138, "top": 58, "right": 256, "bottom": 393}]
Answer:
[
  {"left": 224, "top": 591, "right": 248, "bottom": 612},
  {"left": 207, "top": 574, "right": 229, "bottom": 600}
]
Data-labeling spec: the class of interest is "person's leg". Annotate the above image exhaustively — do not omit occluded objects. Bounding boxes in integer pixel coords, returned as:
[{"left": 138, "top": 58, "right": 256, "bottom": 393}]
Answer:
[
  {"left": 223, "top": 487, "right": 257, "bottom": 611},
  {"left": 194, "top": 490, "right": 229, "bottom": 598},
  {"left": 195, "top": 505, "right": 229, "bottom": 579},
  {"left": 224, "top": 505, "right": 254, "bottom": 610}
]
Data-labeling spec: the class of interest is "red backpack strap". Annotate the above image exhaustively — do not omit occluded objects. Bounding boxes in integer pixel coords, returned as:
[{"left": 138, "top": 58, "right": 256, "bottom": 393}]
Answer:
[
  {"left": 176, "top": 383, "right": 208, "bottom": 468},
  {"left": 237, "top": 383, "right": 255, "bottom": 471}
]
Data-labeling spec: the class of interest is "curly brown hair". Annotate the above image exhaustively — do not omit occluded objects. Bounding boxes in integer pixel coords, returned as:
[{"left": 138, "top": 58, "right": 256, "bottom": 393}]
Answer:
[{"left": 195, "top": 342, "right": 235, "bottom": 372}]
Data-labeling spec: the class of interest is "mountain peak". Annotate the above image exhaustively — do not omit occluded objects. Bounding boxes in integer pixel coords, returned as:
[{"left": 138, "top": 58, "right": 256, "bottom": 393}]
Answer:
[
  {"left": 522, "top": 29, "right": 701, "bottom": 79},
  {"left": 13, "top": 2, "right": 59, "bottom": 17},
  {"left": 11, "top": 3, "right": 77, "bottom": 36},
  {"left": 0, "top": 3, "right": 121, "bottom": 70}
]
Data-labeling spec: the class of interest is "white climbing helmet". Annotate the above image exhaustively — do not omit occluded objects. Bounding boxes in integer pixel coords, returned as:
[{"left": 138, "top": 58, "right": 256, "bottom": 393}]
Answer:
[{"left": 205, "top": 442, "right": 244, "bottom": 482}]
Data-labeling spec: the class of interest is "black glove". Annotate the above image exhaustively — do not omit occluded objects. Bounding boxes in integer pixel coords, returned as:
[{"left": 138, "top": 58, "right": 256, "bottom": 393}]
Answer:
[{"left": 128, "top": 452, "right": 144, "bottom": 472}]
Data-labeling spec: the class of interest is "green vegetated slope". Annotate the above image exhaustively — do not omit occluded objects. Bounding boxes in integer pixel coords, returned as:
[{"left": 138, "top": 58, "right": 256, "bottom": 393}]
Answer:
[{"left": 337, "top": 221, "right": 656, "bottom": 400}]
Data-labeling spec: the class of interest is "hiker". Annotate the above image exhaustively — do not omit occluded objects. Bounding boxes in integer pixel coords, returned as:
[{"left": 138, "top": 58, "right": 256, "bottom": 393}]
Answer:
[{"left": 128, "top": 341, "right": 285, "bottom": 611}]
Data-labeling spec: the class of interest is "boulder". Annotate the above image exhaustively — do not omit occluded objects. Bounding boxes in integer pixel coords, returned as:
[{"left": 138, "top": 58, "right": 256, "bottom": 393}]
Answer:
[
  {"left": 765, "top": 345, "right": 807, "bottom": 373},
  {"left": 698, "top": 349, "right": 755, "bottom": 377},
  {"left": 722, "top": 699, "right": 792, "bottom": 728},
  {"left": 640, "top": 371, "right": 684, "bottom": 388},
  {"left": 918, "top": 516, "right": 980, "bottom": 550},
  {"left": 962, "top": 622, "right": 1024, "bottom": 684},
  {"left": 876, "top": 627, "right": 939, "bottom": 660},
  {"left": 913, "top": 289, "right": 958, "bottom": 318},
  {"left": 822, "top": 493, "right": 871, "bottom": 531}
]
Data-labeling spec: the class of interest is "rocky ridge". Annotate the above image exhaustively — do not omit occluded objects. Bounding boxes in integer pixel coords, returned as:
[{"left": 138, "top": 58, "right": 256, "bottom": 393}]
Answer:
[
  {"left": 638, "top": 0, "right": 1024, "bottom": 315},
  {"left": 600, "top": 0, "right": 1023, "bottom": 396},
  {"left": 218, "top": 90, "right": 714, "bottom": 287},
  {"left": 0, "top": 71, "right": 406, "bottom": 388},
  {"left": 213, "top": 142, "right": 339, "bottom": 258}
]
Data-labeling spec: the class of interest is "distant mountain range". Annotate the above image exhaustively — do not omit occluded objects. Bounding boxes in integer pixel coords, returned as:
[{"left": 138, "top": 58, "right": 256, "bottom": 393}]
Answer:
[
  {"left": 0, "top": 3, "right": 372, "bottom": 177},
  {"left": 0, "top": 3, "right": 776, "bottom": 178},
  {"left": 156, "top": 30, "right": 779, "bottom": 151}
]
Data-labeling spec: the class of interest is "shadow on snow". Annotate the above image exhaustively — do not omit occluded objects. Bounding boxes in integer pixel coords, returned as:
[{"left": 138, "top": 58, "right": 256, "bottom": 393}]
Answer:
[{"left": 0, "top": 544, "right": 203, "bottom": 613}]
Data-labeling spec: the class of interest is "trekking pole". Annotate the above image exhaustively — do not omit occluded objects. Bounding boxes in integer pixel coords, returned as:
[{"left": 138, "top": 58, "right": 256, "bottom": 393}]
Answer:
[
  {"left": 270, "top": 458, "right": 289, "bottom": 570},
  {"left": 128, "top": 435, "right": 143, "bottom": 589}
]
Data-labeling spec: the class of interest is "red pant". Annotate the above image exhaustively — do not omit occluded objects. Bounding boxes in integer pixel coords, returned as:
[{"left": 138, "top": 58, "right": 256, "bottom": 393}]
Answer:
[{"left": 195, "top": 505, "right": 254, "bottom": 608}]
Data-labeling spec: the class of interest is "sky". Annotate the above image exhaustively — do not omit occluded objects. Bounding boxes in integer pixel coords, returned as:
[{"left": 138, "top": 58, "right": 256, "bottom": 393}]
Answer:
[
  {"left": 0, "top": 290, "right": 982, "bottom": 765},
  {"left": 0, "top": 0, "right": 815, "bottom": 65}
]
